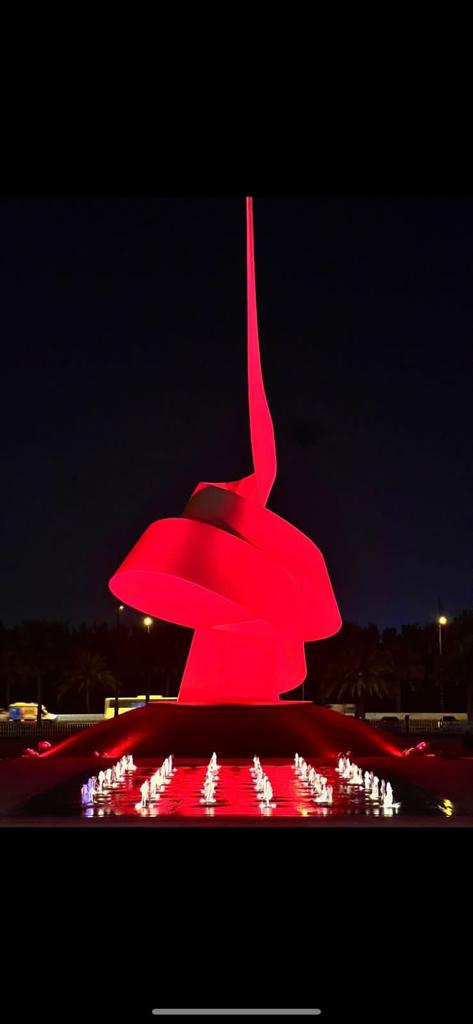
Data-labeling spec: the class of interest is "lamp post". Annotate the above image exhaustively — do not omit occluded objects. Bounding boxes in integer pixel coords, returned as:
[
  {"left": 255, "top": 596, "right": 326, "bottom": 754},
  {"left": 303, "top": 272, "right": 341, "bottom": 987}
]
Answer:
[
  {"left": 114, "top": 605, "right": 125, "bottom": 717},
  {"left": 438, "top": 615, "right": 447, "bottom": 656},
  {"left": 143, "top": 617, "right": 153, "bottom": 703},
  {"left": 438, "top": 615, "right": 448, "bottom": 714}
]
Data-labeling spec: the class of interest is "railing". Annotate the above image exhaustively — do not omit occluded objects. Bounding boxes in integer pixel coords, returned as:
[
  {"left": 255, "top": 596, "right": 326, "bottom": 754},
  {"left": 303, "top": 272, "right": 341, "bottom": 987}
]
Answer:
[
  {"left": 374, "top": 718, "right": 469, "bottom": 735},
  {"left": 0, "top": 721, "right": 95, "bottom": 738},
  {"left": 409, "top": 719, "right": 468, "bottom": 734}
]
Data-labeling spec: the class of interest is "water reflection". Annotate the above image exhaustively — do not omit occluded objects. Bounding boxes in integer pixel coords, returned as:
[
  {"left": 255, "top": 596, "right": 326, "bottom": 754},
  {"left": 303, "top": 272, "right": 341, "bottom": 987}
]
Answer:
[{"left": 75, "top": 761, "right": 432, "bottom": 821}]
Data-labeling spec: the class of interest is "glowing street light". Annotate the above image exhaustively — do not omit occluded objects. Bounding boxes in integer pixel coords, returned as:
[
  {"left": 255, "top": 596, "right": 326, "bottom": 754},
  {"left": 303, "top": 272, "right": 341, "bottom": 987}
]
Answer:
[{"left": 116, "top": 603, "right": 125, "bottom": 630}]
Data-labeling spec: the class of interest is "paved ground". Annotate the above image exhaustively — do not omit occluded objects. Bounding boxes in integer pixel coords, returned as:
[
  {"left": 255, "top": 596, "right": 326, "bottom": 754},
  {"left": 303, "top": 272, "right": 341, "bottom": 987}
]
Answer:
[{"left": 1, "top": 814, "right": 471, "bottom": 827}]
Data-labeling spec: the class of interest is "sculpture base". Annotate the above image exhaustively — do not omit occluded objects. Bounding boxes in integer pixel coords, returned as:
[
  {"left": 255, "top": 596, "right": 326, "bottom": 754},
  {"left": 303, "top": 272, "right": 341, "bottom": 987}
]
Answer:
[{"left": 45, "top": 702, "right": 402, "bottom": 759}]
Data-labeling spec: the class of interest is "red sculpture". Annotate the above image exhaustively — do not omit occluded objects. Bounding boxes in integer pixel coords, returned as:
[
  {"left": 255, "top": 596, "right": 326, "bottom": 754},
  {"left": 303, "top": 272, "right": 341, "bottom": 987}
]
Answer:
[{"left": 109, "top": 198, "right": 342, "bottom": 703}]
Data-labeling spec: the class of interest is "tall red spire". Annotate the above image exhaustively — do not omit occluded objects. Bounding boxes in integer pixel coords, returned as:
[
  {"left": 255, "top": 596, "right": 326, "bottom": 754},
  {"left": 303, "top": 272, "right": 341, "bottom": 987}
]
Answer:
[{"left": 246, "top": 196, "right": 276, "bottom": 505}]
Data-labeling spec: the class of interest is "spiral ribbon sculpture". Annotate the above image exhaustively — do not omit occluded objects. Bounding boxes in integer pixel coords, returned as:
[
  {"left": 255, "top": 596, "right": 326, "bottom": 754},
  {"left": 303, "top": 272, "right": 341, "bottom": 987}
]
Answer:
[{"left": 109, "top": 198, "right": 341, "bottom": 703}]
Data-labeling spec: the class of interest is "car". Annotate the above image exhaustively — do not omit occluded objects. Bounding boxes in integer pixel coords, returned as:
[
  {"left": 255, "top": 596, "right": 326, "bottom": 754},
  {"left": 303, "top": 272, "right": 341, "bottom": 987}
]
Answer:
[
  {"left": 437, "top": 715, "right": 459, "bottom": 729},
  {"left": 377, "top": 716, "right": 402, "bottom": 729},
  {"left": 323, "top": 703, "right": 356, "bottom": 716}
]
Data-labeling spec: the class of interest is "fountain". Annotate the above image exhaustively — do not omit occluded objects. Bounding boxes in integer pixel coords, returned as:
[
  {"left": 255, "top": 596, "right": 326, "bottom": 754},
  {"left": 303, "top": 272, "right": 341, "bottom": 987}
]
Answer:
[
  {"left": 199, "top": 755, "right": 220, "bottom": 804},
  {"left": 255, "top": 772, "right": 266, "bottom": 793},
  {"left": 139, "top": 780, "right": 151, "bottom": 808},
  {"left": 123, "top": 754, "right": 136, "bottom": 773},
  {"left": 314, "top": 782, "right": 333, "bottom": 805},
  {"left": 296, "top": 758, "right": 309, "bottom": 779},
  {"left": 383, "top": 781, "right": 401, "bottom": 812},
  {"left": 161, "top": 755, "right": 175, "bottom": 781},
  {"left": 259, "top": 778, "right": 276, "bottom": 809},
  {"left": 257, "top": 776, "right": 269, "bottom": 802},
  {"left": 370, "top": 776, "right": 379, "bottom": 801},
  {"left": 200, "top": 780, "right": 217, "bottom": 805},
  {"left": 79, "top": 774, "right": 100, "bottom": 806},
  {"left": 299, "top": 762, "right": 309, "bottom": 782},
  {"left": 347, "top": 764, "right": 363, "bottom": 785},
  {"left": 311, "top": 773, "right": 321, "bottom": 795},
  {"left": 80, "top": 784, "right": 91, "bottom": 806},
  {"left": 149, "top": 775, "right": 161, "bottom": 802}
]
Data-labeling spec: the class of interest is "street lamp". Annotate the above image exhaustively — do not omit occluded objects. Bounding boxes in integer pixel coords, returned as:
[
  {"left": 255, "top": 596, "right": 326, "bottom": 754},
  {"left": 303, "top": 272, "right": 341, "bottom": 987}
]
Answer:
[
  {"left": 438, "top": 615, "right": 448, "bottom": 655},
  {"left": 437, "top": 615, "right": 448, "bottom": 714},
  {"left": 143, "top": 617, "right": 153, "bottom": 703},
  {"left": 114, "top": 605, "right": 125, "bottom": 717}
]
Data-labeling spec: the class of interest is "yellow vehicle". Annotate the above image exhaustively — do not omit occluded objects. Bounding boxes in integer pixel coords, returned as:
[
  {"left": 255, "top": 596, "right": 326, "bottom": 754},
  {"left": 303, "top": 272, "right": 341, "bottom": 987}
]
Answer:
[
  {"left": 9, "top": 702, "right": 57, "bottom": 722},
  {"left": 104, "top": 695, "right": 177, "bottom": 719}
]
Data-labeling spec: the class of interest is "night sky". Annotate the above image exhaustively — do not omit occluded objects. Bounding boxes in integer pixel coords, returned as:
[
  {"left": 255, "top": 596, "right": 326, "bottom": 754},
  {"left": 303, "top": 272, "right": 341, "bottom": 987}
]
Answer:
[{"left": 1, "top": 195, "right": 472, "bottom": 629}]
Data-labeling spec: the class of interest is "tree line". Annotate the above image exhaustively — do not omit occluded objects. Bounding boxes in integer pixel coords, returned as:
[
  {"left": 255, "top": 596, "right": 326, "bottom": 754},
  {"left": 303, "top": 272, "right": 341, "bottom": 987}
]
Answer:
[{"left": 1, "top": 610, "right": 472, "bottom": 721}]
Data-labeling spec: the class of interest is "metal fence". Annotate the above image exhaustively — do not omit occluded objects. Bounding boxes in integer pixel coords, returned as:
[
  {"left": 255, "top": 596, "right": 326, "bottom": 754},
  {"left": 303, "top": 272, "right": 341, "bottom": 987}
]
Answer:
[
  {"left": 408, "top": 719, "right": 467, "bottom": 734},
  {"left": 374, "top": 718, "right": 469, "bottom": 735},
  {"left": 0, "top": 722, "right": 95, "bottom": 738}
]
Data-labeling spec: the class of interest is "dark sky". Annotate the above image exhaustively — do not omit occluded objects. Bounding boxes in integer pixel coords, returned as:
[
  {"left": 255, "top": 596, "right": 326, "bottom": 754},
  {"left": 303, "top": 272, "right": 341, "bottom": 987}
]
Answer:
[{"left": 1, "top": 195, "right": 472, "bottom": 629}]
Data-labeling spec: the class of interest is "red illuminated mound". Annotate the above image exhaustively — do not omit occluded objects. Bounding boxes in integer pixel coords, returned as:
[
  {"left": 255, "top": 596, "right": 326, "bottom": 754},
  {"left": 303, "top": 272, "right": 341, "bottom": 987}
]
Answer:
[{"left": 43, "top": 704, "right": 402, "bottom": 759}]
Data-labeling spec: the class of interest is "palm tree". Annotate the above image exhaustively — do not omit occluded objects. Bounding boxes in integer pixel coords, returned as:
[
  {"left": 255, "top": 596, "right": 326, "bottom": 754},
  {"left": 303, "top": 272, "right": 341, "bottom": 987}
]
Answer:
[
  {"left": 58, "top": 651, "right": 119, "bottom": 714},
  {"left": 444, "top": 611, "right": 473, "bottom": 723},
  {"left": 18, "top": 622, "right": 68, "bottom": 726},
  {"left": 321, "top": 630, "right": 397, "bottom": 718},
  {"left": 0, "top": 631, "right": 23, "bottom": 709},
  {"left": 382, "top": 628, "right": 425, "bottom": 712}
]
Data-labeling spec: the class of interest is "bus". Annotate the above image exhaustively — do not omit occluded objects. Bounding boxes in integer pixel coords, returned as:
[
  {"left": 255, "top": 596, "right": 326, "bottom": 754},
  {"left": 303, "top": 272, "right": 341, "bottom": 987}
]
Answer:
[{"left": 104, "top": 695, "right": 178, "bottom": 719}]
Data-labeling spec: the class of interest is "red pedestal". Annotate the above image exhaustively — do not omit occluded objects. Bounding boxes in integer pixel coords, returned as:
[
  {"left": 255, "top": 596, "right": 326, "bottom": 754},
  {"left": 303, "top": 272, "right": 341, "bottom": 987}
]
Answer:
[{"left": 44, "top": 703, "right": 402, "bottom": 759}]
